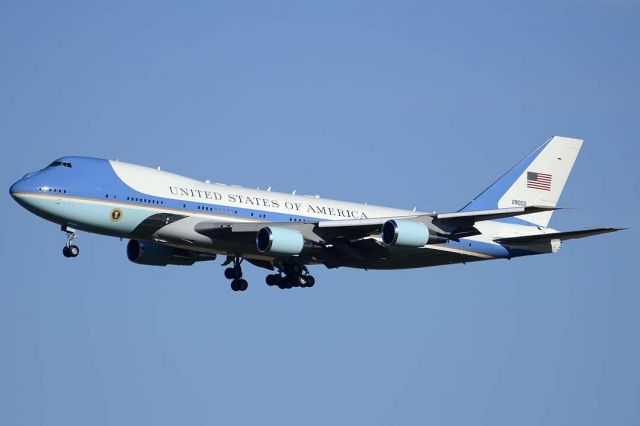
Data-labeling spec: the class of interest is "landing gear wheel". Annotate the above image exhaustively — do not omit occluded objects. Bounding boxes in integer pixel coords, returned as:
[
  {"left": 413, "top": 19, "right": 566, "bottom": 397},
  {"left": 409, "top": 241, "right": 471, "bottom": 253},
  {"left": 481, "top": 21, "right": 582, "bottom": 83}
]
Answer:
[
  {"left": 297, "top": 275, "right": 308, "bottom": 287},
  {"left": 266, "top": 274, "right": 279, "bottom": 286},
  {"left": 305, "top": 275, "right": 315, "bottom": 287},
  {"left": 68, "top": 245, "right": 79, "bottom": 257},
  {"left": 238, "top": 279, "right": 248, "bottom": 291},
  {"left": 224, "top": 267, "right": 236, "bottom": 280},
  {"left": 283, "top": 277, "right": 294, "bottom": 289},
  {"left": 231, "top": 279, "right": 248, "bottom": 291},
  {"left": 62, "top": 246, "right": 71, "bottom": 258},
  {"left": 273, "top": 275, "right": 283, "bottom": 287},
  {"left": 273, "top": 262, "right": 316, "bottom": 290}
]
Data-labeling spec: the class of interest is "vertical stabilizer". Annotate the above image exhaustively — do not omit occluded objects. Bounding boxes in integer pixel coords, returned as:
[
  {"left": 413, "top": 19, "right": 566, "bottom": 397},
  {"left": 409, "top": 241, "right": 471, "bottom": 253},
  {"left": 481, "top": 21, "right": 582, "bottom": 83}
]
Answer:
[{"left": 460, "top": 136, "right": 583, "bottom": 227}]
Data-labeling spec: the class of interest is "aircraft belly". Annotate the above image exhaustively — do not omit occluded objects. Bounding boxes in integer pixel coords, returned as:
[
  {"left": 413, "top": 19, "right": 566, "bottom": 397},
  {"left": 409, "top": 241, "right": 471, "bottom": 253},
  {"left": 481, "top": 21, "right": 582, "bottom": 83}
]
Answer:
[{"left": 149, "top": 216, "right": 509, "bottom": 270}]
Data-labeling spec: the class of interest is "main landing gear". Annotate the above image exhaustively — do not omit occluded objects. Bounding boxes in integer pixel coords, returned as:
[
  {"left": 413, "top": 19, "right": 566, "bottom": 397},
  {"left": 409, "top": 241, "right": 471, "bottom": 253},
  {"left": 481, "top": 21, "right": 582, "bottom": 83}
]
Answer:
[
  {"left": 61, "top": 226, "right": 79, "bottom": 258},
  {"left": 223, "top": 257, "right": 248, "bottom": 292},
  {"left": 265, "top": 262, "right": 315, "bottom": 290},
  {"left": 222, "top": 257, "right": 316, "bottom": 292}
]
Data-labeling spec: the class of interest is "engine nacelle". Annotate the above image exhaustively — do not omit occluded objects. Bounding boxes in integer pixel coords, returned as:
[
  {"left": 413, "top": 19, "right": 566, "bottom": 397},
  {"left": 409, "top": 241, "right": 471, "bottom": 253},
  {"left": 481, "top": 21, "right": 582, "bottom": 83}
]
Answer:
[
  {"left": 381, "top": 219, "right": 441, "bottom": 247},
  {"left": 256, "top": 226, "right": 304, "bottom": 255},
  {"left": 127, "top": 240, "right": 215, "bottom": 266}
]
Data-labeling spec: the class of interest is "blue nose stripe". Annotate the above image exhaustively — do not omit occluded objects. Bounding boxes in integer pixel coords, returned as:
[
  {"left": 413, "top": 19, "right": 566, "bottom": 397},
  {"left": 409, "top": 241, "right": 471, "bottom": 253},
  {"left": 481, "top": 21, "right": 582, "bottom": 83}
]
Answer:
[{"left": 9, "top": 179, "right": 27, "bottom": 197}]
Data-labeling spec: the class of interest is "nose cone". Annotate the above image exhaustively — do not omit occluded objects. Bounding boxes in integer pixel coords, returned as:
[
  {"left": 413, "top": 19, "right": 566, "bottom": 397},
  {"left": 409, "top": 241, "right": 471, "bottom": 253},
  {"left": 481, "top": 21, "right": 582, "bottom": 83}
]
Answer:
[
  {"left": 10, "top": 173, "right": 49, "bottom": 219},
  {"left": 10, "top": 171, "right": 39, "bottom": 203},
  {"left": 9, "top": 179, "right": 22, "bottom": 199},
  {"left": 10, "top": 175, "right": 32, "bottom": 194}
]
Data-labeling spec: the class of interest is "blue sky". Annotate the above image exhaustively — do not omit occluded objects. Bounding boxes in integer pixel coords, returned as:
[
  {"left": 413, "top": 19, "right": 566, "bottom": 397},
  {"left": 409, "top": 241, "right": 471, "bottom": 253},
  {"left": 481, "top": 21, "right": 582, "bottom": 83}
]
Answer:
[{"left": 1, "top": 1, "right": 638, "bottom": 424}]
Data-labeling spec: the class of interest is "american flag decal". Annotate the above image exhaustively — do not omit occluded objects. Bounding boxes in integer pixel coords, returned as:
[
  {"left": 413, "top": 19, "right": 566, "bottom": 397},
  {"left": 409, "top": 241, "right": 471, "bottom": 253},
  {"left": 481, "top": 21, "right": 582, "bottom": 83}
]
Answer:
[{"left": 527, "top": 171, "right": 552, "bottom": 191}]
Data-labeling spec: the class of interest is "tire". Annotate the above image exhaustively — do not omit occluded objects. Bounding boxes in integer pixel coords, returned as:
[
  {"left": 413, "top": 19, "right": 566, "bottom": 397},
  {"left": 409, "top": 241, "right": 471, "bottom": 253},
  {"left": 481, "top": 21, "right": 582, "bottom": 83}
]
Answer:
[
  {"left": 266, "top": 274, "right": 277, "bottom": 286},
  {"left": 69, "top": 245, "right": 80, "bottom": 257},
  {"left": 297, "top": 275, "right": 308, "bottom": 287},
  {"left": 230, "top": 279, "right": 239, "bottom": 291},
  {"left": 62, "top": 246, "right": 71, "bottom": 258},
  {"left": 306, "top": 275, "right": 315, "bottom": 287},
  {"left": 238, "top": 279, "right": 248, "bottom": 291},
  {"left": 278, "top": 277, "right": 291, "bottom": 290},
  {"left": 284, "top": 278, "right": 294, "bottom": 289},
  {"left": 224, "top": 267, "right": 236, "bottom": 280}
]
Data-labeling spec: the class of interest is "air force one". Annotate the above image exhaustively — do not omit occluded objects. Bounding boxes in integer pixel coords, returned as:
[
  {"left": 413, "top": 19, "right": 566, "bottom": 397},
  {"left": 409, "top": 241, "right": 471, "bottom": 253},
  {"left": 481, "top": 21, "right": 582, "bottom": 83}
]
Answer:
[{"left": 9, "top": 136, "right": 623, "bottom": 291}]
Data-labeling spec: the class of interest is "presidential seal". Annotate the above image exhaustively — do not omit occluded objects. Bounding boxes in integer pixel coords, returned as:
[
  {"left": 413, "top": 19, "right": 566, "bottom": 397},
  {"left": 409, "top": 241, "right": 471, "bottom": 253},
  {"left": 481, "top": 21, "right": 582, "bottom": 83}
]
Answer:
[{"left": 110, "top": 208, "right": 123, "bottom": 222}]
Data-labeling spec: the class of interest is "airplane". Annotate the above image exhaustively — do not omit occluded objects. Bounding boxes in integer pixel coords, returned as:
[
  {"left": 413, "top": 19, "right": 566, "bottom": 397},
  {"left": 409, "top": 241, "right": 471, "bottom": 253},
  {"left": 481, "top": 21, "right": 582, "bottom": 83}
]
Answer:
[{"left": 9, "top": 136, "right": 624, "bottom": 292}]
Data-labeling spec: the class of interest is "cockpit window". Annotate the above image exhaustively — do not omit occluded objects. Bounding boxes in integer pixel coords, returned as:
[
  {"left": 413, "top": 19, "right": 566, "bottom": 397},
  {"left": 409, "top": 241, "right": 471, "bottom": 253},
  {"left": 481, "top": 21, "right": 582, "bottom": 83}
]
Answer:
[{"left": 48, "top": 161, "right": 72, "bottom": 168}]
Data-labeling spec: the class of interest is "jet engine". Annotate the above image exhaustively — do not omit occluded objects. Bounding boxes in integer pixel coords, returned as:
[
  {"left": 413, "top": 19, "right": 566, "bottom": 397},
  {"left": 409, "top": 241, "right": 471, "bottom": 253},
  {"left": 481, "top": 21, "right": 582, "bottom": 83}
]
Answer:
[
  {"left": 256, "top": 226, "right": 304, "bottom": 255},
  {"left": 127, "top": 240, "right": 215, "bottom": 266},
  {"left": 381, "top": 219, "right": 444, "bottom": 247}
]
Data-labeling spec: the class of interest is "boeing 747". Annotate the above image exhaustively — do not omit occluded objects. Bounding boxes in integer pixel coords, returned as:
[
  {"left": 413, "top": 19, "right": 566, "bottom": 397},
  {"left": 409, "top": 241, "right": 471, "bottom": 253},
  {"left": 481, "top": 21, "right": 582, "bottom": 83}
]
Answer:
[{"left": 9, "top": 136, "right": 623, "bottom": 291}]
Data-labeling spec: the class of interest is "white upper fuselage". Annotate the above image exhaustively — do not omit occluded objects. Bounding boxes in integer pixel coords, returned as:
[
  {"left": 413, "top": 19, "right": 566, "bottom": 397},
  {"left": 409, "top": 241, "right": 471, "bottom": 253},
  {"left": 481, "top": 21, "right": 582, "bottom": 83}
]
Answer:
[{"left": 110, "top": 160, "right": 418, "bottom": 223}]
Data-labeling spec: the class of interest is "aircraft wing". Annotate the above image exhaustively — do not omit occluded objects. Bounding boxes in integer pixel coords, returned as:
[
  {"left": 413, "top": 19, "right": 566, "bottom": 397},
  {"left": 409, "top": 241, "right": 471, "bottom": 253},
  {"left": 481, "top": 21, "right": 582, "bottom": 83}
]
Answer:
[{"left": 194, "top": 205, "right": 559, "bottom": 243}]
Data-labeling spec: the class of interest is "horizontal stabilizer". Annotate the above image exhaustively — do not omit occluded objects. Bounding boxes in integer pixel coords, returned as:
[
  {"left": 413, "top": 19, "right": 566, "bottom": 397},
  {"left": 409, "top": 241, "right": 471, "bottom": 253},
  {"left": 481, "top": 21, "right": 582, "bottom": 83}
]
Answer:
[
  {"left": 434, "top": 205, "right": 559, "bottom": 222},
  {"left": 494, "top": 227, "right": 626, "bottom": 245}
]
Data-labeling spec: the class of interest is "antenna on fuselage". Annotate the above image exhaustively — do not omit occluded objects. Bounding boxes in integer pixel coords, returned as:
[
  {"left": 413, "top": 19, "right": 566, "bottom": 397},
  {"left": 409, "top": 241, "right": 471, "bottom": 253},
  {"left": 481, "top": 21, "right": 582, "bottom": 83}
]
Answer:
[
  {"left": 292, "top": 190, "right": 296, "bottom": 195},
  {"left": 267, "top": 186, "right": 271, "bottom": 192}
]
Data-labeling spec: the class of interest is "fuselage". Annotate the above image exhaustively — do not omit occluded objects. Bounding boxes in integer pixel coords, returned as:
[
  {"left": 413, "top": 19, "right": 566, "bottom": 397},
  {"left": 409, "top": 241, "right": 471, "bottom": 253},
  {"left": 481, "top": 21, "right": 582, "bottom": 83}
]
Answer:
[{"left": 9, "top": 156, "right": 550, "bottom": 269}]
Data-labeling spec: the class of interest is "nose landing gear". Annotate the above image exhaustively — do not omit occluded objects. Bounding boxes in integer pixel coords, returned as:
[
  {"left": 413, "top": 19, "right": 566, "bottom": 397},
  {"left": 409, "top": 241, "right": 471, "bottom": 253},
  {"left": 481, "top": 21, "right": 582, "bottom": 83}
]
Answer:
[{"left": 61, "top": 226, "right": 79, "bottom": 258}]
